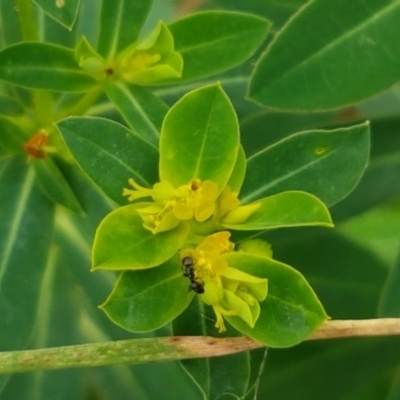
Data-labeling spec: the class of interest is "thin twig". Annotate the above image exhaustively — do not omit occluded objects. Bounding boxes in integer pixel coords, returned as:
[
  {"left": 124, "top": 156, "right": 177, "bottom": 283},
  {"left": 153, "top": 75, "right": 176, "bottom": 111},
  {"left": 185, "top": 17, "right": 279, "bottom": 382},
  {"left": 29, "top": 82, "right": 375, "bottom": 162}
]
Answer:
[{"left": 1, "top": 319, "right": 400, "bottom": 375}]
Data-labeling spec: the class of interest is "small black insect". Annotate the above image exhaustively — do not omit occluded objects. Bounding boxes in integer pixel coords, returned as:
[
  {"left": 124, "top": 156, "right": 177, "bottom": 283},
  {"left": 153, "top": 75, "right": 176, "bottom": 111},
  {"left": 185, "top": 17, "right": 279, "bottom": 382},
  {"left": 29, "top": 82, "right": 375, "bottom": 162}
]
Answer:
[{"left": 181, "top": 256, "right": 205, "bottom": 294}]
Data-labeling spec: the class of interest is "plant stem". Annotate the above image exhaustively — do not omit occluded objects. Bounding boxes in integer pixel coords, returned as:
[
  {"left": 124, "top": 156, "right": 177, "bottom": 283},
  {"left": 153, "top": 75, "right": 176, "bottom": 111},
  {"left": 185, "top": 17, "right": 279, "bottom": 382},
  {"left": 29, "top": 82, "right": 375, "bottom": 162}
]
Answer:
[
  {"left": 60, "top": 84, "right": 105, "bottom": 118},
  {"left": 1, "top": 318, "right": 400, "bottom": 375},
  {"left": 15, "top": 0, "right": 39, "bottom": 41}
]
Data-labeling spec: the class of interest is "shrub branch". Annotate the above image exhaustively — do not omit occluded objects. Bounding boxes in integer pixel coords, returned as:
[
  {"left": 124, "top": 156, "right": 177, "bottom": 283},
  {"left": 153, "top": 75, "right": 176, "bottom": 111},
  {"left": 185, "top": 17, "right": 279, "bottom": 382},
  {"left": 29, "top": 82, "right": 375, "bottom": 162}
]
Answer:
[{"left": 1, "top": 318, "right": 400, "bottom": 374}]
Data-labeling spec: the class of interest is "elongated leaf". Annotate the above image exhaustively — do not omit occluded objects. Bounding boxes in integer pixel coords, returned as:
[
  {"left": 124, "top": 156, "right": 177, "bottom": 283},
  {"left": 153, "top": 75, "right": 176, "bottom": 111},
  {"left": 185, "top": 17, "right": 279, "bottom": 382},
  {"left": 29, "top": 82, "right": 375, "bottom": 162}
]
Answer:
[
  {"left": 92, "top": 205, "right": 189, "bottom": 270},
  {"left": 0, "top": 95, "right": 24, "bottom": 115},
  {"left": 0, "top": 42, "right": 96, "bottom": 92},
  {"left": 327, "top": 119, "right": 400, "bottom": 220},
  {"left": 169, "top": 11, "right": 270, "bottom": 82},
  {"left": 241, "top": 123, "right": 370, "bottom": 206},
  {"left": 0, "top": 156, "right": 54, "bottom": 353},
  {"left": 32, "top": 157, "right": 84, "bottom": 214},
  {"left": 271, "top": 229, "right": 388, "bottom": 319},
  {"left": 223, "top": 253, "right": 327, "bottom": 347},
  {"left": 0, "top": 0, "right": 22, "bottom": 47},
  {"left": 97, "top": 0, "right": 152, "bottom": 59},
  {"left": 173, "top": 298, "right": 251, "bottom": 400},
  {"left": 105, "top": 82, "right": 168, "bottom": 147},
  {"left": 101, "top": 256, "right": 193, "bottom": 332},
  {"left": 249, "top": 0, "right": 400, "bottom": 110},
  {"left": 260, "top": 337, "right": 400, "bottom": 400},
  {"left": 209, "top": 0, "right": 306, "bottom": 29},
  {"left": 388, "top": 364, "right": 400, "bottom": 400},
  {"left": 56, "top": 116, "right": 159, "bottom": 204},
  {"left": 33, "top": 0, "right": 80, "bottom": 30},
  {"left": 222, "top": 191, "right": 332, "bottom": 231},
  {"left": 0, "top": 116, "right": 27, "bottom": 155},
  {"left": 160, "top": 83, "right": 239, "bottom": 191},
  {"left": 227, "top": 145, "right": 247, "bottom": 193},
  {"left": 378, "top": 251, "right": 400, "bottom": 317}
]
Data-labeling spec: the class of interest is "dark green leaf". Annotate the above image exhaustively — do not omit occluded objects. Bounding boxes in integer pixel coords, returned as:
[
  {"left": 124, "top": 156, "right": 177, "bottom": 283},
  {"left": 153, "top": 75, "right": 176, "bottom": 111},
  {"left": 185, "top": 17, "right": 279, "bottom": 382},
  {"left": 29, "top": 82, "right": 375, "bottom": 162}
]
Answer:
[
  {"left": 56, "top": 116, "right": 159, "bottom": 204},
  {"left": 222, "top": 191, "right": 332, "bottom": 231},
  {"left": 270, "top": 230, "right": 388, "bottom": 319},
  {"left": 207, "top": 0, "right": 306, "bottom": 29},
  {"left": 378, "top": 251, "right": 400, "bottom": 317},
  {"left": 97, "top": 0, "right": 152, "bottom": 59},
  {"left": 223, "top": 253, "right": 327, "bottom": 347},
  {"left": 33, "top": 0, "right": 80, "bottom": 30},
  {"left": 101, "top": 256, "right": 193, "bottom": 332},
  {"left": 259, "top": 337, "right": 400, "bottom": 400},
  {"left": 169, "top": 11, "right": 270, "bottom": 82},
  {"left": 0, "top": 95, "right": 24, "bottom": 115},
  {"left": 0, "top": 42, "right": 96, "bottom": 92},
  {"left": 331, "top": 121, "right": 400, "bottom": 220},
  {"left": 0, "top": 156, "right": 54, "bottom": 352},
  {"left": 0, "top": 116, "right": 27, "bottom": 155},
  {"left": 105, "top": 82, "right": 168, "bottom": 147},
  {"left": 0, "top": 0, "right": 22, "bottom": 47},
  {"left": 173, "top": 298, "right": 251, "bottom": 400},
  {"left": 241, "top": 123, "right": 370, "bottom": 207},
  {"left": 92, "top": 205, "right": 189, "bottom": 271},
  {"left": 249, "top": 0, "right": 400, "bottom": 110},
  {"left": 32, "top": 157, "right": 84, "bottom": 214},
  {"left": 160, "top": 83, "right": 239, "bottom": 191}
]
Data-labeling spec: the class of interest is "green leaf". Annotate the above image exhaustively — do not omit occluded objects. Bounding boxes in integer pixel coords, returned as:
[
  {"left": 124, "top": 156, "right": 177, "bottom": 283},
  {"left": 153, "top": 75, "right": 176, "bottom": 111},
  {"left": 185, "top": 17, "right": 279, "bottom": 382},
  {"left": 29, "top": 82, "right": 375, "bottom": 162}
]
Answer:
[
  {"left": 105, "top": 82, "right": 168, "bottom": 147},
  {"left": 241, "top": 123, "right": 370, "bottom": 207},
  {"left": 0, "top": 116, "right": 27, "bottom": 155},
  {"left": 378, "top": 252, "right": 400, "bottom": 317},
  {"left": 92, "top": 204, "right": 189, "bottom": 271},
  {"left": 0, "top": 156, "right": 55, "bottom": 351},
  {"left": 0, "top": 42, "right": 97, "bottom": 92},
  {"left": 56, "top": 116, "right": 159, "bottom": 205},
  {"left": 0, "top": 95, "right": 24, "bottom": 115},
  {"left": 329, "top": 120, "right": 400, "bottom": 221},
  {"left": 222, "top": 191, "right": 333, "bottom": 231},
  {"left": 0, "top": 0, "right": 22, "bottom": 47},
  {"left": 97, "top": 0, "right": 152, "bottom": 60},
  {"left": 227, "top": 145, "right": 247, "bottom": 193},
  {"left": 100, "top": 256, "right": 193, "bottom": 332},
  {"left": 208, "top": 0, "right": 306, "bottom": 29},
  {"left": 31, "top": 157, "right": 84, "bottom": 214},
  {"left": 160, "top": 83, "right": 239, "bottom": 191},
  {"left": 173, "top": 298, "right": 251, "bottom": 400},
  {"left": 169, "top": 11, "right": 271, "bottom": 82},
  {"left": 33, "top": 0, "right": 80, "bottom": 30},
  {"left": 223, "top": 253, "right": 328, "bottom": 347},
  {"left": 249, "top": 0, "right": 400, "bottom": 110}
]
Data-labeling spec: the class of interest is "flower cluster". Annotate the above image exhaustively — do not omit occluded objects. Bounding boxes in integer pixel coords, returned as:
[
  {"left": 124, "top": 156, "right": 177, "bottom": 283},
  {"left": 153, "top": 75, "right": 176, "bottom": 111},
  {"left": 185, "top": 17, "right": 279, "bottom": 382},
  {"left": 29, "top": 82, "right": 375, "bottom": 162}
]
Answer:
[
  {"left": 180, "top": 232, "right": 267, "bottom": 332},
  {"left": 123, "top": 177, "right": 219, "bottom": 233},
  {"left": 123, "top": 173, "right": 269, "bottom": 331}
]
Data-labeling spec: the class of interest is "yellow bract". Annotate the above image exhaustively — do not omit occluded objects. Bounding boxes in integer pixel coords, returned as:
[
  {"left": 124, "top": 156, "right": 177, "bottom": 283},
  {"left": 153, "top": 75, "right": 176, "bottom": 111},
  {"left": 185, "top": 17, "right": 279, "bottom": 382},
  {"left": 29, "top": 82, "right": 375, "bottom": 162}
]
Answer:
[
  {"left": 123, "top": 178, "right": 219, "bottom": 233},
  {"left": 180, "top": 232, "right": 268, "bottom": 332}
]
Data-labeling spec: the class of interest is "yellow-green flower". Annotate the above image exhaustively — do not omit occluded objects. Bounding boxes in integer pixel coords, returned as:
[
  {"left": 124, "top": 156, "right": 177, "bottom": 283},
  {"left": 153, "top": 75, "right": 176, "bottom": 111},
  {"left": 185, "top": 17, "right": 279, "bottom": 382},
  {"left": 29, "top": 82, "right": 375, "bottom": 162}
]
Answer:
[
  {"left": 180, "top": 232, "right": 268, "bottom": 332},
  {"left": 115, "top": 21, "right": 183, "bottom": 85},
  {"left": 123, "top": 178, "right": 219, "bottom": 233}
]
